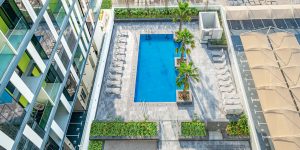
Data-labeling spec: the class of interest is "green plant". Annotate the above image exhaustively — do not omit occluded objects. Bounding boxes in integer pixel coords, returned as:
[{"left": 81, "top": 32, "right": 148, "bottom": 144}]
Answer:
[
  {"left": 226, "top": 114, "right": 250, "bottom": 136},
  {"left": 90, "top": 121, "right": 157, "bottom": 137},
  {"left": 101, "top": 0, "right": 112, "bottom": 9},
  {"left": 176, "top": 62, "right": 199, "bottom": 100},
  {"left": 114, "top": 8, "right": 200, "bottom": 19},
  {"left": 181, "top": 121, "right": 206, "bottom": 136},
  {"left": 173, "top": 1, "right": 192, "bottom": 31},
  {"left": 175, "top": 28, "right": 195, "bottom": 62},
  {"left": 89, "top": 140, "right": 103, "bottom": 150},
  {"left": 209, "top": 32, "right": 227, "bottom": 46}
]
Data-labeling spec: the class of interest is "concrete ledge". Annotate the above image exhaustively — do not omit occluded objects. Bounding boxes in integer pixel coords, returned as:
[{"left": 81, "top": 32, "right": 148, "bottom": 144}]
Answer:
[
  {"left": 207, "top": 42, "right": 228, "bottom": 49},
  {"left": 179, "top": 135, "right": 209, "bottom": 141},
  {"left": 222, "top": 133, "right": 250, "bottom": 141}
]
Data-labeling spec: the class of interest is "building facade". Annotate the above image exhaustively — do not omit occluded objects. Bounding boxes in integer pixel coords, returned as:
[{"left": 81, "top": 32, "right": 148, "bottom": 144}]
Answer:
[{"left": 0, "top": 0, "right": 101, "bottom": 149}]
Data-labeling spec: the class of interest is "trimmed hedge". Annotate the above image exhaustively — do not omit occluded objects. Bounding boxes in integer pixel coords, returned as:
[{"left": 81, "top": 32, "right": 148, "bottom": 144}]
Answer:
[
  {"left": 89, "top": 140, "right": 103, "bottom": 150},
  {"left": 101, "top": 0, "right": 112, "bottom": 9},
  {"left": 209, "top": 32, "right": 227, "bottom": 46},
  {"left": 226, "top": 114, "right": 250, "bottom": 136},
  {"left": 90, "top": 121, "right": 157, "bottom": 136},
  {"left": 181, "top": 121, "right": 206, "bottom": 136},
  {"left": 114, "top": 8, "right": 200, "bottom": 19}
]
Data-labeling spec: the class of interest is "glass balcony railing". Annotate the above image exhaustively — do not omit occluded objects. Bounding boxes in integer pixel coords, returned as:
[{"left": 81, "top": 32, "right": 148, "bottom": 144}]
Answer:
[
  {"left": 48, "top": 0, "right": 67, "bottom": 30},
  {"left": 42, "top": 78, "right": 61, "bottom": 104},
  {"left": 0, "top": 31, "right": 17, "bottom": 81},
  {"left": 73, "top": 46, "right": 85, "bottom": 76},
  {"left": 7, "top": 18, "right": 29, "bottom": 51}
]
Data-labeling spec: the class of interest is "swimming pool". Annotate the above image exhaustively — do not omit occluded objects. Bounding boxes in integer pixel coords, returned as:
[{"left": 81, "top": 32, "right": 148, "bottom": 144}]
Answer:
[{"left": 134, "top": 34, "right": 180, "bottom": 102}]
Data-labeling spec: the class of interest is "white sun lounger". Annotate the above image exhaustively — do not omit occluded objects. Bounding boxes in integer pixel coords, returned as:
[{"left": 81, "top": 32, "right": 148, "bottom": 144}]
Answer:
[
  {"left": 109, "top": 67, "right": 123, "bottom": 74},
  {"left": 217, "top": 71, "right": 231, "bottom": 80},
  {"left": 116, "top": 43, "right": 126, "bottom": 49},
  {"left": 211, "top": 49, "right": 224, "bottom": 56},
  {"left": 214, "top": 61, "right": 227, "bottom": 69},
  {"left": 212, "top": 54, "right": 226, "bottom": 62},
  {"left": 105, "top": 88, "right": 121, "bottom": 96},
  {"left": 220, "top": 84, "right": 235, "bottom": 93},
  {"left": 118, "top": 31, "right": 128, "bottom": 37},
  {"left": 106, "top": 80, "right": 122, "bottom": 88},
  {"left": 222, "top": 93, "right": 239, "bottom": 100},
  {"left": 112, "top": 61, "right": 124, "bottom": 67},
  {"left": 108, "top": 73, "right": 122, "bottom": 81},
  {"left": 216, "top": 66, "right": 230, "bottom": 75},
  {"left": 113, "top": 55, "right": 126, "bottom": 62},
  {"left": 219, "top": 79, "right": 233, "bottom": 87},
  {"left": 117, "top": 37, "right": 127, "bottom": 43}
]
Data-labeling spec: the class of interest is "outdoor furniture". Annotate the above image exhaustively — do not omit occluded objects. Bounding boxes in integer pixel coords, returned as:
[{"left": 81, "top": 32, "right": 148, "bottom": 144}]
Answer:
[
  {"left": 112, "top": 61, "right": 124, "bottom": 68},
  {"left": 109, "top": 67, "right": 123, "bottom": 74},
  {"left": 212, "top": 54, "right": 226, "bottom": 62},
  {"left": 218, "top": 78, "right": 233, "bottom": 87},
  {"left": 211, "top": 49, "right": 224, "bottom": 56},
  {"left": 214, "top": 60, "right": 227, "bottom": 69},
  {"left": 106, "top": 80, "right": 122, "bottom": 88},
  {"left": 118, "top": 31, "right": 128, "bottom": 37},
  {"left": 105, "top": 88, "right": 121, "bottom": 97},
  {"left": 108, "top": 73, "right": 122, "bottom": 81},
  {"left": 220, "top": 84, "right": 235, "bottom": 93},
  {"left": 216, "top": 66, "right": 230, "bottom": 75},
  {"left": 114, "top": 55, "right": 126, "bottom": 62},
  {"left": 217, "top": 72, "right": 231, "bottom": 81},
  {"left": 117, "top": 37, "right": 127, "bottom": 43}
]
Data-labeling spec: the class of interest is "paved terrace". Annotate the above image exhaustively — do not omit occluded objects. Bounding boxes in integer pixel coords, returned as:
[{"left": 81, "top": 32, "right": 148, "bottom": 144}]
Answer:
[{"left": 95, "top": 21, "right": 237, "bottom": 122}]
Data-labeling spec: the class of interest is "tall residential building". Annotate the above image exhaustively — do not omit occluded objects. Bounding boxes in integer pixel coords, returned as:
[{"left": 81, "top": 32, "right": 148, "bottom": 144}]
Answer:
[{"left": 0, "top": 0, "right": 101, "bottom": 149}]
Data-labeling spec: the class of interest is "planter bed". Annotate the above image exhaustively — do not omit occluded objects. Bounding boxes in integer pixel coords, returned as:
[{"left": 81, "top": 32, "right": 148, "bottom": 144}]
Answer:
[
  {"left": 114, "top": 17, "right": 198, "bottom": 22},
  {"left": 90, "top": 121, "right": 158, "bottom": 140},
  {"left": 89, "top": 140, "right": 104, "bottom": 150}
]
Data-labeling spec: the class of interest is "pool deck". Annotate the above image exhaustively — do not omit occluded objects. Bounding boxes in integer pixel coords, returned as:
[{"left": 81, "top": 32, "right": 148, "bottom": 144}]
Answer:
[{"left": 95, "top": 21, "right": 242, "bottom": 122}]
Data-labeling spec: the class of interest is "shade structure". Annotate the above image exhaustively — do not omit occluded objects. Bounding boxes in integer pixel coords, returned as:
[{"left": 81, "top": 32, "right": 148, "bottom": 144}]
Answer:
[
  {"left": 244, "top": 50, "right": 278, "bottom": 68},
  {"left": 240, "top": 32, "right": 271, "bottom": 50},
  {"left": 241, "top": 32, "right": 300, "bottom": 150},
  {"left": 273, "top": 137, "right": 300, "bottom": 150},
  {"left": 268, "top": 32, "right": 300, "bottom": 50},
  {"left": 257, "top": 86, "right": 295, "bottom": 111},
  {"left": 250, "top": 67, "right": 286, "bottom": 88}
]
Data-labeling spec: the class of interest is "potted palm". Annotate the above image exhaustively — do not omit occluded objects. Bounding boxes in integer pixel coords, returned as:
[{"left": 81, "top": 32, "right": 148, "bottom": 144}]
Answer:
[
  {"left": 176, "top": 62, "right": 200, "bottom": 104},
  {"left": 173, "top": 1, "right": 192, "bottom": 31},
  {"left": 175, "top": 28, "right": 195, "bottom": 67}
]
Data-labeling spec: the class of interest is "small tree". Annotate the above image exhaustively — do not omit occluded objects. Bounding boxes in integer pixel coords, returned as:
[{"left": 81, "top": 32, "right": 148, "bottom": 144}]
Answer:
[
  {"left": 176, "top": 62, "right": 200, "bottom": 100},
  {"left": 173, "top": 1, "right": 191, "bottom": 31},
  {"left": 175, "top": 28, "right": 195, "bottom": 62}
]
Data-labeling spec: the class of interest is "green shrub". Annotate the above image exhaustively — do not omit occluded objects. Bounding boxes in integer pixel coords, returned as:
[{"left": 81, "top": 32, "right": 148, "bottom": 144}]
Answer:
[
  {"left": 181, "top": 121, "right": 206, "bottom": 136},
  {"left": 114, "top": 8, "right": 200, "bottom": 19},
  {"left": 209, "top": 32, "right": 227, "bottom": 46},
  {"left": 101, "top": 0, "right": 112, "bottom": 9},
  {"left": 90, "top": 121, "right": 157, "bottom": 136},
  {"left": 89, "top": 140, "right": 103, "bottom": 150},
  {"left": 226, "top": 114, "right": 250, "bottom": 136}
]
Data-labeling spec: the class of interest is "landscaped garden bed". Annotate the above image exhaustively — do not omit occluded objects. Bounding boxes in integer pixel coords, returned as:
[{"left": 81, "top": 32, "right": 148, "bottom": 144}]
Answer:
[
  {"left": 89, "top": 121, "right": 159, "bottom": 140},
  {"left": 223, "top": 114, "right": 250, "bottom": 140},
  {"left": 114, "top": 7, "right": 200, "bottom": 19},
  {"left": 89, "top": 140, "right": 104, "bottom": 150},
  {"left": 179, "top": 121, "right": 208, "bottom": 140}
]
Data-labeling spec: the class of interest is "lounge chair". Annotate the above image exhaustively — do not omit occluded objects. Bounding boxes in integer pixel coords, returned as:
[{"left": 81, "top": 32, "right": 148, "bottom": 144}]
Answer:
[
  {"left": 108, "top": 73, "right": 122, "bottom": 81},
  {"left": 218, "top": 78, "right": 233, "bottom": 87},
  {"left": 109, "top": 67, "right": 123, "bottom": 74},
  {"left": 116, "top": 43, "right": 126, "bottom": 49},
  {"left": 220, "top": 84, "right": 235, "bottom": 93},
  {"left": 118, "top": 31, "right": 128, "bottom": 37},
  {"left": 214, "top": 60, "right": 227, "bottom": 69},
  {"left": 212, "top": 54, "right": 226, "bottom": 62},
  {"left": 117, "top": 37, "right": 127, "bottom": 43},
  {"left": 211, "top": 49, "right": 224, "bottom": 56},
  {"left": 222, "top": 93, "right": 239, "bottom": 100},
  {"left": 106, "top": 80, "right": 122, "bottom": 88},
  {"left": 113, "top": 55, "right": 126, "bottom": 62},
  {"left": 217, "top": 72, "right": 231, "bottom": 81},
  {"left": 216, "top": 66, "right": 230, "bottom": 75},
  {"left": 112, "top": 61, "right": 124, "bottom": 67},
  {"left": 105, "top": 88, "right": 121, "bottom": 97},
  {"left": 223, "top": 98, "right": 240, "bottom": 105}
]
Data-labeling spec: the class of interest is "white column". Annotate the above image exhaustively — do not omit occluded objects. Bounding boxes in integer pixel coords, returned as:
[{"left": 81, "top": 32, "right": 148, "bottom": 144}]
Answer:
[
  {"left": 10, "top": 72, "right": 34, "bottom": 103},
  {"left": 23, "top": 125, "right": 43, "bottom": 148}
]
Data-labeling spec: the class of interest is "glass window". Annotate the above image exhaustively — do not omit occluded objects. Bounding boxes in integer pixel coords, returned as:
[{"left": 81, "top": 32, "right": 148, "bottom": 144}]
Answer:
[
  {"left": 63, "top": 21, "right": 77, "bottom": 52},
  {"left": 47, "top": 0, "right": 67, "bottom": 31},
  {"left": 73, "top": 46, "right": 85, "bottom": 76}
]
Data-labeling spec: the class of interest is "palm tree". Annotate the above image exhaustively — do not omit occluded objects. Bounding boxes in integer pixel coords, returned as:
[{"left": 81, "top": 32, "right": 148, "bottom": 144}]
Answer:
[
  {"left": 173, "top": 1, "right": 191, "bottom": 31},
  {"left": 175, "top": 28, "right": 195, "bottom": 62},
  {"left": 176, "top": 62, "right": 200, "bottom": 100}
]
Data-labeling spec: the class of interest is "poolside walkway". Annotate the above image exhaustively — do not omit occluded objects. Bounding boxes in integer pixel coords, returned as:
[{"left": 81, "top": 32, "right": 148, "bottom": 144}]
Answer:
[{"left": 96, "top": 21, "right": 229, "bottom": 122}]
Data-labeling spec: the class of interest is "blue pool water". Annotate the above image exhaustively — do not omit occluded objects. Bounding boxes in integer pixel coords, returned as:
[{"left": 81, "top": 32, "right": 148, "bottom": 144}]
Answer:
[{"left": 134, "top": 34, "right": 181, "bottom": 102}]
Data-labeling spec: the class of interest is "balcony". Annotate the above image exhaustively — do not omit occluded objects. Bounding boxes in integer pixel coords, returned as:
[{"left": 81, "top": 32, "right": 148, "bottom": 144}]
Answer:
[
  {"left": 0, "top": 31, "right": 17, "bottom": 80},
  {"left": 48, "top": 0, "right": 67, "bottom": 30}
]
